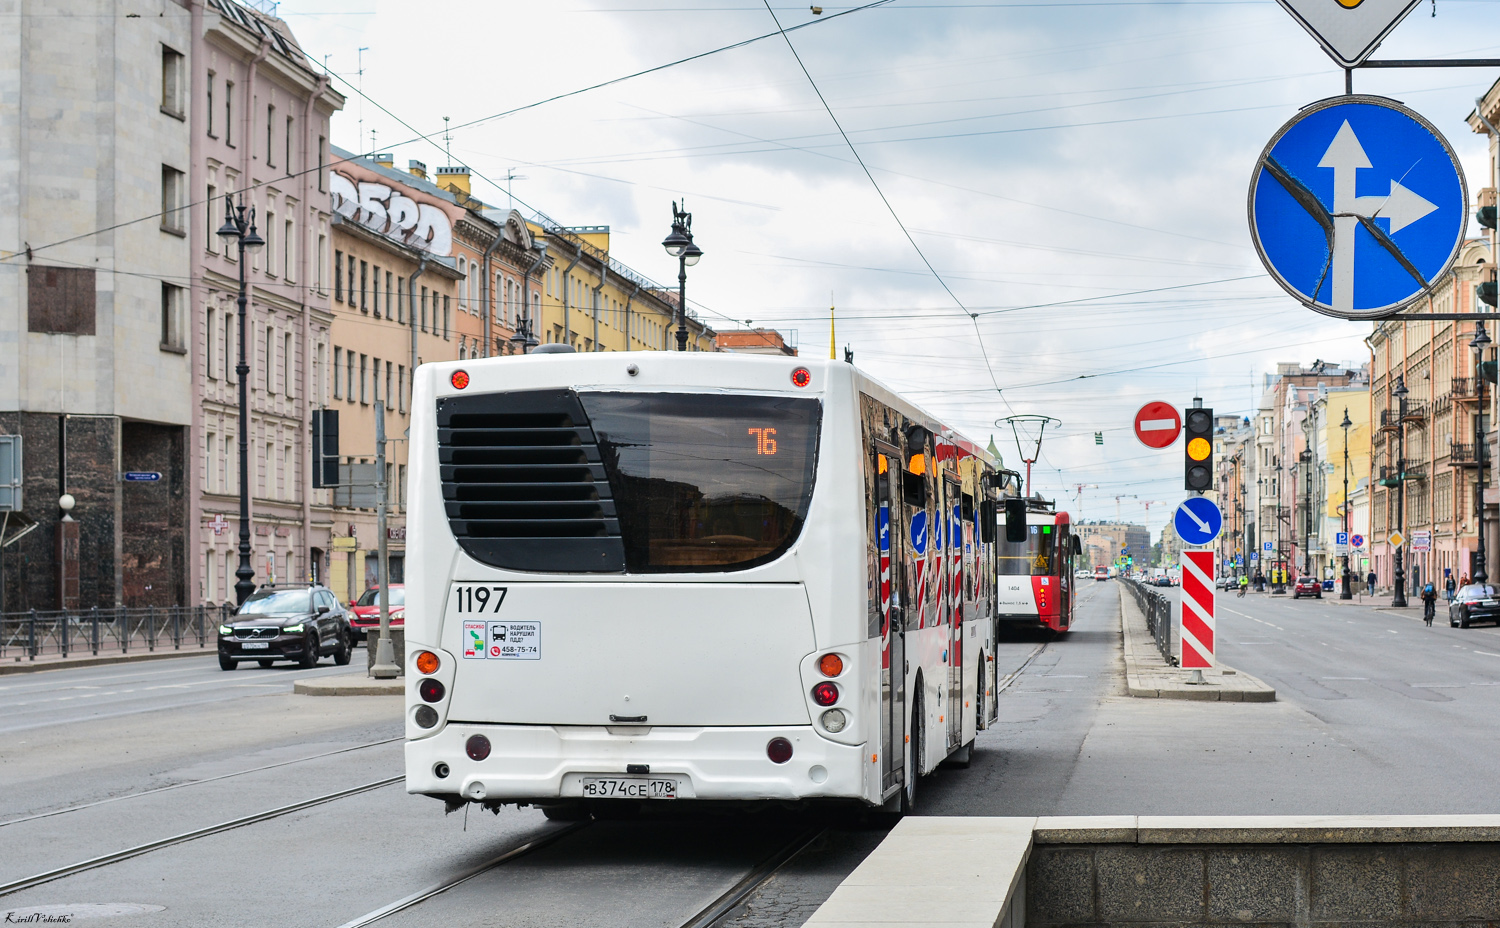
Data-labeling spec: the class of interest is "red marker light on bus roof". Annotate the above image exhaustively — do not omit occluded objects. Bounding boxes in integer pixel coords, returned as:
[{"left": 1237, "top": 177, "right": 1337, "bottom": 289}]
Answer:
[
  {"left": 451, "top": 370, "right": 470, "bottom": 390},
  {"left": 791, "top": 367, "right": 811, "bottom": 388}
]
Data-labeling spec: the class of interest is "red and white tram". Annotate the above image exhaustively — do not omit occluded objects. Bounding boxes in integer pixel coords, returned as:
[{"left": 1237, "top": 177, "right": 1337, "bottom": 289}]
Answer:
[{"left": 994, "top": 500, "right": 1080, "bottom": 633}]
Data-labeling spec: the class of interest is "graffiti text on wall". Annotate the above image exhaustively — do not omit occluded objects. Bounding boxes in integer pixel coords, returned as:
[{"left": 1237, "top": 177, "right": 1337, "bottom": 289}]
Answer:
[{"left": 330, "top": 172, "right": 453, "bottom": 256}]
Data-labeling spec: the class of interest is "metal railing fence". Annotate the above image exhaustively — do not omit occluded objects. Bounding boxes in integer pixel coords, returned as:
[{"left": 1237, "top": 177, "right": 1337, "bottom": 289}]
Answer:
[
  {"left": 0, "top": 604, "right": 235, "bottom": 662},
  {"left": 1120, "top": 578, "right": 1176, "bottom": 666}
]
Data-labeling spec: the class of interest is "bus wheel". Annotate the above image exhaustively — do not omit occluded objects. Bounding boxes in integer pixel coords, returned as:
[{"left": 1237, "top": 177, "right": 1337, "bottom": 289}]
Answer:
[{"left": 901, "top": 688, "right": 922, "bottom": 815}]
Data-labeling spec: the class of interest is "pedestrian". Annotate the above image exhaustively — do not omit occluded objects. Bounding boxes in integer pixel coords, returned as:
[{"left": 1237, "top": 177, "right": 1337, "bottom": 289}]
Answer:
[
  {"left": 1367, "top": 570, "right": 1377, "bottom": 594},
  {"left": 1462, "top": 572, "right": 1471, "bottom": 588},
  {"left": 1422, "top": 581, "right": 1437, "bottom": 626},
  {"left": 1445, "top": 572, "right": 1456, "bottom": 603}
]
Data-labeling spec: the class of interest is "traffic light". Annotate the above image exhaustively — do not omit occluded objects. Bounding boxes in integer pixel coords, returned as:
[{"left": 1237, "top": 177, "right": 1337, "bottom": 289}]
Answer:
[
  {"left": 1184, "top": 405, "right": 1213, "bottom": 492},
  {"left": 311, "top": 409, "right": 339, "bottom": 488}
]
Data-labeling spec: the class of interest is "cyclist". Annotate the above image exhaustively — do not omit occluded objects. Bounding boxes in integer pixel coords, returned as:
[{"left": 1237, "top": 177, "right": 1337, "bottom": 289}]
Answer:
[{"left": 1422, "top": 582, "right": 1437, "bottom": 626}]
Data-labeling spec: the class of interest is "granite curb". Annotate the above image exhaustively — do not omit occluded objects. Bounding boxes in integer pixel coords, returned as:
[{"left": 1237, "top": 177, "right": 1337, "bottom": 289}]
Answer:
[
  {"left": 0, "top": 645, "right": 216, "bottom": 675},
  {"left": 1118, "top": 585, "right": 1274, "bottom": 702},
  {"left": 294, "top": 672, "right": 404, "bottom": 696}
]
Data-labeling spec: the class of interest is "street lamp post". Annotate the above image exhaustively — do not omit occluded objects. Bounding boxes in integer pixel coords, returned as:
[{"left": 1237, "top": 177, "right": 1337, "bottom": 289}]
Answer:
[
  {"left": 1392, "top": 375, "right": 1409, "bottom": 608},
  {"left": 216, "top": 196, "right": 265, "bottom": 607},
  {"left": 661, "top": 201, "right": 703, "bottom": 352},
  {"left": 508, "top": 315, "right": 540, "bottom": 355},
  {"left": 1473, "top": 322, "right": 1491, "bottom": 585},
  {"left": 1300, "top": 449, "right": 1313, "bottom": 577},
  {"left": 1340, "top": 407, "right": 1353, "bottom": 599}
]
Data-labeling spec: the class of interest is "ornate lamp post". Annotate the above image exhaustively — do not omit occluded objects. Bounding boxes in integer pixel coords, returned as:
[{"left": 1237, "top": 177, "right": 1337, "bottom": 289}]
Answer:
[
  {"left": 1392, "top": 375, "right": 1409, "bottom": 607},
  {"left": 1473, "top": 322, "right": 1491, "bottom": 585},
  {"left": 1340, "top": 407, "right": 1353, "bottom": 599},
  {"left": 508, "top": 315, "right": 540, "bottom": 355},
  {"left": 661, "top": 201, "right": 703, "bottom": 352},
  {"left": 216, "top": 196, "right": 264, "bottom": 607}
]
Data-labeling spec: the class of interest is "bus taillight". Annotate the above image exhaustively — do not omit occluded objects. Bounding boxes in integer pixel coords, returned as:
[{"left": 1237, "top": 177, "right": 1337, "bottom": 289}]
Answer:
[
  {"left": 767, "top": 738, "right": 794, "bottom": 764},
  {"left": 418, "top": 678, "right": 445, "bottom": 703},
  {"left": 812, "top": 682, "right": 838, "bottom": 706},
  {"left": 818, "top": 653, "right": 844, "bottom": 677},
  {"left": 415, "top": 651, "right": 440, "bottom": 675},
  {"left": 465, "top": 734, "right": 491, "bottom": 761}
]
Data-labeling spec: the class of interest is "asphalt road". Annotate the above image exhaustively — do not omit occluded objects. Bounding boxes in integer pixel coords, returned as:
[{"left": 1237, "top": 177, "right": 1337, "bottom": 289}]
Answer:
[{"left": 8, "top": 580, "right": 1500, "bottom": 928}]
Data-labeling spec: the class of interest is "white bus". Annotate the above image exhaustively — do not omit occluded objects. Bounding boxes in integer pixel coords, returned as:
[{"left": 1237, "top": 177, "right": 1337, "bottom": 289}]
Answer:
[{"left": 401, "top": 352, "right": 1003, "bottom": 816}]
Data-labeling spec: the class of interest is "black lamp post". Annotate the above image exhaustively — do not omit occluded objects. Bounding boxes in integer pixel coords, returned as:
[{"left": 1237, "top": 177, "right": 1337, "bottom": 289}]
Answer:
[
  {"left": 1300, "top": 448, "right": 1313, "bottom": 576},
  {"left": 216, "top": 196, "right": 265, "bottom": 607},
  {"left": 1340, "top": 407, "right": 1353, "bottom": 599},
  {"left": 661, "top": 201, "right": 703, "bottom": 352},
  {"left": 508, "top": 315, "right": 539, "bottom": 355},
  {"left": 1392, "top": 375, "right": 1409, "bottom": 608},
  {"left": 1473, "top": 322, "right": 1491, "bottom": 585}
]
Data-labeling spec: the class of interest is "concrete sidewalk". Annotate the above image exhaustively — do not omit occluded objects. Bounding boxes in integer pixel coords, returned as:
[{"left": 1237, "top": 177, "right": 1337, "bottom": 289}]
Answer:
[
  {"left": 294, "top": 672, "right": 403, "bottom": 695},
  {"left": 1119, "top": 586, "right": 1275, "bottom": 701},
  {"left": 0, "top": 643, "right": 215, "bottom": 675}
]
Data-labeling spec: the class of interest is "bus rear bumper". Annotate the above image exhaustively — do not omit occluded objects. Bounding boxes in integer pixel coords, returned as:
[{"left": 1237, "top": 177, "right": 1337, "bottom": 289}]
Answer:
[{"left": 405, "top": 723, "right": 870, "bottom": 804}]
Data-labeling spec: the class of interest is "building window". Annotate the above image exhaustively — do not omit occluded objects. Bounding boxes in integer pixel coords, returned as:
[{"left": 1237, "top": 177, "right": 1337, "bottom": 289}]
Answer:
[
  {"left": 225, "top": 81, "right": 234, "bottom": 146},
  {"left": 334, "top": 251, "right": 343, "bottom": 302},
  {"left": 385, "top": 270, "right": 393, "bottom": 319},
  {"left": 284, "top": 219, "right": 294, "bottom": 283},
  {"left": 359, "top": 354, "right": 369, "bottom": 405},
  {"left": 161, "top": 45, "right": 185, "bottom": 118},
  {"left": 284, "top": 446, "right": 293, "bottom": 501},
  {"left": 421, "top": 287, "right": 428, "bottom": 332},
  {"left": 264, "top": 442, "right": 273, "bottom": 498},
  {"left": 161, "top": 165, "right": 185, "bottom": 234},
  {"left": 372, "top": 265, "right": 381, "bottom": 318},
  {"left": 206, "top": 72, "right": 215, "bottom": 136},
  {"left": 205, "top": 433, "right": 217, "bottom": 494},
  {"left": 457, "top": 257, "right": 467, "bottom": 311},
  {"left": 385, "top": 360, "right": 393, "bottom": 410},
  {"left": 205, "top": 184, "right": 218, "bottom": 250},
  {"left": 284, "top": 332, "right": 293, "bottom": 398},
  {"left": 347, "top": 256, "right": 356, "bottom": 304},
  {"left": 459, "top": 337, "right": 467, "bottom": 361},
  {"left": 360, "top": 260, "right": 368, "bottom": 313},
  {"left": 318, "top": 136, "right": 327, "bottom": 192},
  {"left": 285, "top": 115, "right": 294, "bottom": 175},
  {"left": 398, "top": 365, "right": 405, "bottom": 414},
  {"left": 443, "top": 295, "right": 450, "bottom": 339},
  {"left": 224, "top": 313, "right": 233, "bottom": 380},
  {"left": 316, "top": 234, "right": 327, "bottom": 293},
  {"left": 160, "top": 283, "right": 184, "bottom": 350},
  {"left": 263, "top": 210, "right": 275, "bottom": 275},
  {"left": 333, "top": 347, "right": 342, "bottom": 399},
  {"left": 206, "top": 308, "right": 217, "bottom": 378},
  {"left": 372, "top": 356, "right": 381, "bottom": 406},
  {"left": 346, "top": 350, "right": 354, "bottom": 404},
  {"left": 265, "top": 327, "right": 275, "bottom": 393},
  {"left": 266, "top": 104, "right": 275, "bottom": 167},
  {"left": 397, "top": 278, "right": 405, "bottom": 323}
]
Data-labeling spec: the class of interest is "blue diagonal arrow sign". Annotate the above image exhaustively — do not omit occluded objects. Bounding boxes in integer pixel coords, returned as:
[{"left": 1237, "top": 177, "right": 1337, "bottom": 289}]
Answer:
[{"left": 1174, "top": 497, "right": 1223, "bottom": 547}]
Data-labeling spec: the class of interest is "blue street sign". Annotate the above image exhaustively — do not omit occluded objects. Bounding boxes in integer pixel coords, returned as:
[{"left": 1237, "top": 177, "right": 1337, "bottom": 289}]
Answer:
[
  {"left": 1249, "top": 95, "right": 1467, "bottom": 320},
  {"left": 123, "top": 472, "right": 161, "bottom": 482},
  {"left": 1351, "top": 533, "right": 1365, "bottom": 548},
  {"left": 1173, "top": 497, "right": 1223, "bottom": 547},
  {"left": 1263, "top": 541, "right": 1274, "bottom": 552},
  {"left": 1335, "top": 531, "right": 1349, "bottom": 546},
  {"left": 1251, "top": 552, "right": 1260, "bottom": 562}
]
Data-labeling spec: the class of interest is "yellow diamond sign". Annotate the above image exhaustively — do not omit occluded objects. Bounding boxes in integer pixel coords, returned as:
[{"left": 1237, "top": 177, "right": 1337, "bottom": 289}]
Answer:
[
  {"left": 1388, "top": 530, "right": 1405, "bottom": 549},
  {"left": 1275, "top": 0, "right": 1422, "bottom": 67}
]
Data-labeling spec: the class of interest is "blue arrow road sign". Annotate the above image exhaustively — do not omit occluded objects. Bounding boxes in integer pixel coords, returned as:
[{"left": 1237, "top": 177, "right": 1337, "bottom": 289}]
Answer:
[
  {"left": 1174, "top": 497, "right": 1223, "bottom": 547},
  {"left": 1249, "top": 95, "right": 1466, "bottom": 320}
]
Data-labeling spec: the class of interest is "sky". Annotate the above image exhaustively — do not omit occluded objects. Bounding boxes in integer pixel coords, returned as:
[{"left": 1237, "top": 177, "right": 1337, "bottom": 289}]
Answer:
[{"left": 277, "top": 0, "right": 1500, "bottom": 540}]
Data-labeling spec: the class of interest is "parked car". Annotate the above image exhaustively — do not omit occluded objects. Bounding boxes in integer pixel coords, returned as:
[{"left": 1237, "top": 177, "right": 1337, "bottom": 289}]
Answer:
[
  {"left": 1449, "top": 584, "right": 1500, "bottom": 628},
  {"left": 348, "top": 584, "right": 405, "bottom": 643},
  {"left": 218, "top": 584, "right": 351, "bottom": 670},
  {"left": 1292, "top": 575, "right": 1322, "bottom": 599},
  {"left": 1216, "top": 576, "right": 1236, "bottom": 590}
]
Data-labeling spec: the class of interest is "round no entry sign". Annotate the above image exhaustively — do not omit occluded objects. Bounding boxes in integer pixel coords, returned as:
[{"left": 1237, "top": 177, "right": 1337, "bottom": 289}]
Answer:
[{"left": 1134, "top": 402, "right": 1181, "bottom": 449}]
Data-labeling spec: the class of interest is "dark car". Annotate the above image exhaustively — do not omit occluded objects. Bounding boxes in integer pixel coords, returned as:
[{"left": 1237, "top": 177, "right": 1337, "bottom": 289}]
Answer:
[
  {"left": 218, "top": 585, "right": 352, "bottom": 670},
  {"left": 1292, "top": 576, "right": 1322, "bottom": 599},
  {"left": 1449, "top": 584, "right": 1500, "bottom": 628},
  {"left": 348, "top": 584, "right": 404, "bottom": 644}
]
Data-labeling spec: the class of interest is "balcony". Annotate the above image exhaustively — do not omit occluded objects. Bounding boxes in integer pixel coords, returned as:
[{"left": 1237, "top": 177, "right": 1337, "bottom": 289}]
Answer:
[
  {"left": 1379, "top": 463, "right": 1427, "bottom": 486},
  {"left": 1451, "top": 442, "right": 1481, "bottom": 468},
  {"left": 1379, "top": 404, "right": 1429, "bottom": 429},
  {"left": 1452, "top": 376, "right": 1481, "bottom": 402}
]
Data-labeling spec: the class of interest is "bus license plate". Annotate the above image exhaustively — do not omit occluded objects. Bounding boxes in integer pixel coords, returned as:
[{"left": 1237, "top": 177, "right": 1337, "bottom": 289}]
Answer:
[
  {"left": 581, "top": 777, "right": 676, "bottom": 800},
  {"left": 241, "top": 642, "right": 269, "bottom": 649}
]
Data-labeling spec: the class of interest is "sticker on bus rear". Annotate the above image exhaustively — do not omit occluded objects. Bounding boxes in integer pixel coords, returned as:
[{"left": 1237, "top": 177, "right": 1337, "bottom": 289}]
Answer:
[
  {"left": 487, "top": 621, "right": 540, "bottom": 660},
  {"left": 463, "top": 621, "right": 487, "bottom": 659}
]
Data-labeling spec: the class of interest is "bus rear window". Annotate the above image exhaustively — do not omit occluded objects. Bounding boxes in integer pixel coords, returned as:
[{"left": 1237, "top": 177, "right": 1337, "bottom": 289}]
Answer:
[
  {"left": 580, "top": 393, "right": 821, "bottom": 572},
  {"left": 997, "top": 524, "right": 1057, "bottom": 576}
]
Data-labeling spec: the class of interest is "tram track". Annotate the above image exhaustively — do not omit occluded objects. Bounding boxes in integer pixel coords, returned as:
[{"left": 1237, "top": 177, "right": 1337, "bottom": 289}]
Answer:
[
  {"left": 0, "top": 775, "right": 403, "bottom": 897},
  {"left": 0, "top": 736, "right": 402, "bottom": 828}
]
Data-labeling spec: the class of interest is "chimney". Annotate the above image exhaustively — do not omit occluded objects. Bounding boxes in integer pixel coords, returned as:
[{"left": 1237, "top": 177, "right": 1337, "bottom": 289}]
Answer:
[
  {"left": 372, "top": 152, "right": 394, "bottom": 168},
  {"left": 408, "top": 160, "right": 427, "bottom": 180},
  {"left": 437, "top": 165, "right": 471, "bottom": 198}
]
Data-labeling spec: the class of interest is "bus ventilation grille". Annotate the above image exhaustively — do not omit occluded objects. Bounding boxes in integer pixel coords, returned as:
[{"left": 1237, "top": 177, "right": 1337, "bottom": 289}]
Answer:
[{"left": 436, "top": 389, "right": 625, "bottom": 572}]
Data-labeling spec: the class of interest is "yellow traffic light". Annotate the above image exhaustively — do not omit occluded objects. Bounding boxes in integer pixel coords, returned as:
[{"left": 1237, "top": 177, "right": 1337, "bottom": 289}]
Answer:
[{"left": 1187, "top": 437, "right": 1211, "bottom": 461}]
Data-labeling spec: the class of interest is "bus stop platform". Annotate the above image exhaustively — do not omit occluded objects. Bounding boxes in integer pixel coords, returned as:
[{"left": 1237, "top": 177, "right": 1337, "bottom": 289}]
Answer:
[{"left": 1119, "top": 586, "right": 1275, "bottom": 701}]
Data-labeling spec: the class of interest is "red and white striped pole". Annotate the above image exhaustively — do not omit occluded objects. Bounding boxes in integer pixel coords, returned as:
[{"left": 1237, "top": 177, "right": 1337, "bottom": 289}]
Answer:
[{"left": 1179, "top": 549, "right": 1216, "bottom": 669}]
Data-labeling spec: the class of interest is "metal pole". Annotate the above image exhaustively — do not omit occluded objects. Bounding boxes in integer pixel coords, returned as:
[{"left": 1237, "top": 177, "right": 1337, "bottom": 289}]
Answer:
[
  {"left": 675, "top": 253, "right": 689, "bottom": 352},
  {"left": 1350, "top": 413, "right": 1362, "bottom": 602},
  {"left": 371, "top": 402, "right": 399, "bottom": 679},
  {"left": 1477, "top": 341, "right": 1490, "bottom": 585},
  {"left": 234, "top": 229, "right": 255, "bottom": 606},
  {"left": 1393, "top": 383, "right": 1409, "bottom": 607}
]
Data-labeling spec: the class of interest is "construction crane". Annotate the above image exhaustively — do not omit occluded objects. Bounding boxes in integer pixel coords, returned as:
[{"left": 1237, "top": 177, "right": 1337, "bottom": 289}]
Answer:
[
  {"left": 1114, "top": 494, "right": 1138, "bottom": 519},
  {"left": 1071, "top": 484, "right": 1098, "bottom": 519}
]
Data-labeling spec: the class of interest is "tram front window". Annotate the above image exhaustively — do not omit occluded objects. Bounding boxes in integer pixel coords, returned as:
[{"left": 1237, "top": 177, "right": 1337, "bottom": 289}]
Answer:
[
  {"left": 997, "top": 525, "right": 1057, "bottom": 576},
  {"left": 582, "top": 393, "right": 822, "bottom": 572}
]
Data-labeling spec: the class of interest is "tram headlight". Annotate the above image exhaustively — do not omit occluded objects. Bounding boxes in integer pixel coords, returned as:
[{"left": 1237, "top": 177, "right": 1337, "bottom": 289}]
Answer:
[
  {"left": 811, "top": 682, "right": 839, "bottom": 706},
  {"left": 820, "top": 708, "right": 848, "bottom": 733}
]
